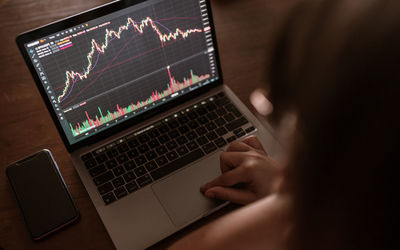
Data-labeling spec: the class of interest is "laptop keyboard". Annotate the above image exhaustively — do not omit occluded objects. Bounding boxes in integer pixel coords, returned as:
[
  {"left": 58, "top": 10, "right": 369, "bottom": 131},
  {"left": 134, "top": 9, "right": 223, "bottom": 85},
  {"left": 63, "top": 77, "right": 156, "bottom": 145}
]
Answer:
[{"left": 80, "top": 92, "right": 256, "bottom": 205}]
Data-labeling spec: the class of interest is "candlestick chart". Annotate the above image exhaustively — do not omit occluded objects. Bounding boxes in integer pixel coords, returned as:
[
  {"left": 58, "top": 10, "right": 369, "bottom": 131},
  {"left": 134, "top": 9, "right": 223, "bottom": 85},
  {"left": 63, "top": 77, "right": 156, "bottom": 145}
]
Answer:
[
  {"left": 57, "top": 16, "right": 206, "bottom": 103},
  {"left": 33, "top": 0, "right": 217, "bottom": 140}
]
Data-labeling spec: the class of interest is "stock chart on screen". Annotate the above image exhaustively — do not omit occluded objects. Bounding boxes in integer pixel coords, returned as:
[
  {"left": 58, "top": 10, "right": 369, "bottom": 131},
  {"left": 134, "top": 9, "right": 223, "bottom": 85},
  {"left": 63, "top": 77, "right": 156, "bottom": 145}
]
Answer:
[{"left": 25, "top": 0, "right": 218, "bottom": 144}]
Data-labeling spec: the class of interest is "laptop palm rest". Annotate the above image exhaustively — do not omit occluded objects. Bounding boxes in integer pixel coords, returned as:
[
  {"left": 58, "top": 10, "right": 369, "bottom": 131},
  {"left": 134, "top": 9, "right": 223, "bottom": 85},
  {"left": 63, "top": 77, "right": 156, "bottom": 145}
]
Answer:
[{"left": 151, "top": 152, "right": 224, "bottom": 227}]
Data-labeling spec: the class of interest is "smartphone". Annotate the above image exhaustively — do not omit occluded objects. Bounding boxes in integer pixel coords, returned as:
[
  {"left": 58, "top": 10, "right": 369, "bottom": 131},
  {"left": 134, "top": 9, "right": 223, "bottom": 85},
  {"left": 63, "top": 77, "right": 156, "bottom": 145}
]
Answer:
[{"left": 6, "top": 149, "right": 79, "bottom": 240}]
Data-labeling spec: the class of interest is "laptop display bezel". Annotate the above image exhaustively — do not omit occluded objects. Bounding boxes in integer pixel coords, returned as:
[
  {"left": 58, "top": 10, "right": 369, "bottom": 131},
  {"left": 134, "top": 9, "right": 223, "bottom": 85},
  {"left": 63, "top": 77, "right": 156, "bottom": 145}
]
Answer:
[{"left": 16, "top": 0, "right": 223, "bottom": 153}]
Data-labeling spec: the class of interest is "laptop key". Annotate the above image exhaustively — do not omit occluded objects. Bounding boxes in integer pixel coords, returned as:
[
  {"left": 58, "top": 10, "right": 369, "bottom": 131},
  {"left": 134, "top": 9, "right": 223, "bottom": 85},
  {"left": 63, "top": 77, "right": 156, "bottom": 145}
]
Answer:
[
  {"left": 186, "top": 141, "right": 199, "bottom": 151},
  {"left": 202, "top": 142, "right": 217, "bottom": 154},
  {"left": 166, "top": 151, "right": 179, "bottom": 161},
  {"left": 196, "top": 126, "right": 207, "bottom": 135},
  {"left": 245, "top": 126, "right": 256, "bottom": 134},
  {"left": 98, "top": 182, "right": 113, "bottom": 195},
  {"left": 234, "top": 128, "right": 246, "bottom": 138},
  {"left": 95, "top": 153, "right": 108, "bottom": 164},
  {"left": 114, "top": 186, "right": 128, "bottom": 199},
  {"left": 145, "top": 150, "right": 157, "bottom": 161},
  {"left": 148, "top": 139, "right": 160, "bottom": 148},
  {"left": 178, "top": 116, "right": 189, "bottom": 124},
  {"left": 197, "top": 116, "right": 209, "bottom": 124},
  {"left": 197, "top": 136, "right": 208, "bottom": 146},
  {"left": 127, "top": 138, "right": 139, "bottom": 148},
  {"left": 148, "top": 129, "right": 160, "bottom": 138},
  {"left": 188, "top": 120, "right": 199, "bottom": 129},
  {"left": 127, "top": 148, "right": 139, "bottom": 159},
  {"left": 151, "top": 149, "right": 205, "bottom": 180},
  {"left": 123, "top": 171, "right": 136, "bottom": 183},
  {"left": 214, "top": 138, "right": 227, "bottom": 148},
  {"left": 134, "top": 155, "right": 147, "bottom": 166},
  {"left": 168, "top": 120, "right": 180, "bottom": 129},
  {"left": 177, "top": 146, "right": 189, "bottom": 156},
  {"left": 158, "top": 134, "right": 170, "bottom": 144},
  {"left": 137, "top": 174, "right": 152, "bottom": 187},
  {"left": 205, "top": 121, "right": 217, "bottom": 131},
  {"left": 137, "top": 133, "right": 150, "bottom": 144},
  {"left": 206, "top": 131, "right": 218, "bottom": 141},
  {"left": 215, "top": 96, "right": 230, "bottom": 106},
  {"left": 116, "top": 153, "right": 129, "bottom": 164},
  {"left": 188, "top": 111, "right": 198, "bottom": 120},
  {"left": 93, "top": 147, "right": 106, "bottom": 156},
  {"left": 176, "top": 135, "right": 188, "bottom": 145},
  {"left": 134, "top": 166, "right": 147, "bottom": 177},
  {"left": 223, "top": 113, "right": 235, "bottom": 122},
  {"left": 156, "top": 145, "right": 167, "bottom": 155},
  {"left": 178, "top": 125, "right": 189, "bottom": 134},
  {"left": 84, "top": 158, "right": 97, "bottom": 169},
  {"left": 124, "top": 160, "right": 136, "bottom": 171},
  {"left": 117, "top": 143, "right": 129, "bottom": 153},
  {"left": 107, "top": 148, "right": 119, "bottom": 158},
  {"left": 168, "top": 129, "right": 180, "bottom": 138},
  {"left": 145, "top": 161, "right": 158, "bottom": 172},
  {"left": 205, "top": 102, "right": 217, "bottom": 111},
  {"left": 89, "top": 164, "right": 107, "bottom": 177},
  {"left": 138, "top": 144, "right": 149, "bottom": 154},
  {"left": 81, "top": 152, "right": 93, "bottom": 161},
  {"left": 196, "top": 107, "right": 207, "bottom": 116},
  {"left": 215, "top": 107, "right": 227, "bottom": 116},
  {"left": 112, "top": 177, "right": 125, "bottom": 188},
  {"left": 207, "top": 111, "right": 218, "bottom": 120},
  {"left": 216, "top": 127, "right": 228, "bottom": 136},
  {"left": 155, "top": 155, "right": 168, "bottom": 166},
  {"left": 94, "top": 171, "right": 114, "bottom": 186},
  {"left": 102, "top": 192, "right": 116, "bottom": 205},
  {"left": 227, "top": 135, "right": 237, "bottom": 143},
  {"left": 112, "top": 166, "right": 126, "bottom": 176},
  {"left": 158, "top": 124, "right": 169, "bottom": 134},
  {"left": 225, "top": 117, "right": 249, "bottom": 131},
  {"left": 105, "top": 159, "right": 118, "bottom": 169},
  {"left": 125, "top": 181, "right": 139, "bottom": 193},
  {"left": 186, "top": 131, "right": 198, "bottom": 140},
  {"left": 214, "top": 117, "right": 226, "bottom": 127},
  {"left": 166, "top": 140, "right": 178, "bottom": 150}
]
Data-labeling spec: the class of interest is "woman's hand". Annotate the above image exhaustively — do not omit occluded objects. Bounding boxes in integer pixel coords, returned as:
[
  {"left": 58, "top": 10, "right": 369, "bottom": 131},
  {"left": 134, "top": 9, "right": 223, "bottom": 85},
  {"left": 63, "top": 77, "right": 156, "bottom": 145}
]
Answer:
[{"left": 200, "top": 135, "right": 282, "bottom": 205}]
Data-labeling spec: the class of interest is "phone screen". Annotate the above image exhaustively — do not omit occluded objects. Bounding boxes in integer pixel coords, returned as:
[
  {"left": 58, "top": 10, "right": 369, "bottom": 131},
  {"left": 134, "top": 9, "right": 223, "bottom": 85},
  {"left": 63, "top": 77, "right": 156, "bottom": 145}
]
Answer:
[{"left": 6, "top": 150, "right": 79, "bottom": 240}]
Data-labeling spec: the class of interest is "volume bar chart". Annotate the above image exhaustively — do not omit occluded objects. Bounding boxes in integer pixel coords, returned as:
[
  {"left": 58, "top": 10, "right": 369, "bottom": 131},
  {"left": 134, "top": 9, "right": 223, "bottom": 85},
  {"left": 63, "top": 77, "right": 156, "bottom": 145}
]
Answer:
[{"left": 69, "top": 67, "right": 210, "bottom": 136}]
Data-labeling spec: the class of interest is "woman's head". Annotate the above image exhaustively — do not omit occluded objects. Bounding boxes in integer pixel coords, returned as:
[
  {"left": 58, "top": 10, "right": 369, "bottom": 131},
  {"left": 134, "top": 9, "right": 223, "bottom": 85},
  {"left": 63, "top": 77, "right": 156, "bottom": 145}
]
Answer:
[{"left": 268, "top": 0, "right": 399, "bottom": 249}]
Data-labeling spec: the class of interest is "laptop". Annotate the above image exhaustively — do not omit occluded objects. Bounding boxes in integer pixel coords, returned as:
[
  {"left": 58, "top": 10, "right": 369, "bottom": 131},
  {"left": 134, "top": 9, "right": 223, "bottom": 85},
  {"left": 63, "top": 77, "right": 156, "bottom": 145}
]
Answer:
[{"left": 16, "top": 0, "right": 278, "bottom": 249}]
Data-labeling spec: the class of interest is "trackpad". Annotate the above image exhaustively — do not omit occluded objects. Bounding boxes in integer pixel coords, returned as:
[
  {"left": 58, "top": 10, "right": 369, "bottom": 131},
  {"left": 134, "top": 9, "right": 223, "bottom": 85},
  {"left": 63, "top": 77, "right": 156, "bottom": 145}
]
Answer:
[{"left": 152, "top": 153, "right": 224, "bottom": 227}]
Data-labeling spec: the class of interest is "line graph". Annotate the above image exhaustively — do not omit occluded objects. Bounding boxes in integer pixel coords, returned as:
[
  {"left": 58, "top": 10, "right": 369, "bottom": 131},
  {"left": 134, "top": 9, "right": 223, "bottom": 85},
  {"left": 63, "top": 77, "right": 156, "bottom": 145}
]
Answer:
[
  {"left": 58, "top": 16, "right": 206, "bottom": 103},
  {"left": 58, "top": 27, "right": 200, "bottom": 109}
]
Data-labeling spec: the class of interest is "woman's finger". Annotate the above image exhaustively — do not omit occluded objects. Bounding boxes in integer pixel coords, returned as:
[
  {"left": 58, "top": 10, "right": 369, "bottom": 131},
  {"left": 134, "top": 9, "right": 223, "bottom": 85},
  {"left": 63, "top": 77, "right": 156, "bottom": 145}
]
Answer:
[
  {"left": 241, "top": 135, "right": 267, "bottom": 154},
  {"left": 226, "top": 140, "right": 253, "bottom": 152},
  {"left": 219, "top": 151, "right": 247, "bottom": 172},
  {"left": 200, "top": 165, "right": 249, "bottom": 192},
  {"left": 204, "top": 186, "right": 257, "bottom": 205}
]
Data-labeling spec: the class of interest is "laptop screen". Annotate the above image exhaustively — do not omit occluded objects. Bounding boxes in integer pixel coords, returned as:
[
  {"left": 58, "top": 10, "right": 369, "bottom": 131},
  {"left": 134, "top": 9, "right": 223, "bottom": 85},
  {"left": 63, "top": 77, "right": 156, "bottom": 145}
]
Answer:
[{"left": 22, "top": 0, "right": 219, "bottom": 146}]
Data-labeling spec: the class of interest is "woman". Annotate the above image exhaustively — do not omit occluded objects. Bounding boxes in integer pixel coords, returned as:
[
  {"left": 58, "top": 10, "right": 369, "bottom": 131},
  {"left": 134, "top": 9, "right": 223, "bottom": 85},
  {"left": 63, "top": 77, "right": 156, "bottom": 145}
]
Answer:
[{"left": 170, "top": 0, "right": 398, "bottom": 249}]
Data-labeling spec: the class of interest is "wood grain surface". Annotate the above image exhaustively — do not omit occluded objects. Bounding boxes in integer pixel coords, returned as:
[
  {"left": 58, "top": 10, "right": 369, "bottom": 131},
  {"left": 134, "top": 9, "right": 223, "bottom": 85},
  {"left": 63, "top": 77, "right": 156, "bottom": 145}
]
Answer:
[{"left": 0, "top": 0, "right": 297, "bottom": 249}]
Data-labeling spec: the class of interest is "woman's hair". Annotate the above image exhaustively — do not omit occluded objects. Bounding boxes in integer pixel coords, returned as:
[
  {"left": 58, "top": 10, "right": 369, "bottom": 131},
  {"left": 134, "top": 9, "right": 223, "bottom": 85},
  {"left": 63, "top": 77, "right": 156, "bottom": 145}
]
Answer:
[{"left": 268, "top": 0, "right": 399, "bottom": 249}]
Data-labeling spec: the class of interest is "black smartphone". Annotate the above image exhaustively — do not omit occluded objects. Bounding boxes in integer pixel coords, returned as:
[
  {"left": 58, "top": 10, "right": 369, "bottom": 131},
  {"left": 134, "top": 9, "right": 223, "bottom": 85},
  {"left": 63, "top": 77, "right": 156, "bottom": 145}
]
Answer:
[{"left": 6, "top": 149, "right": 79, "bottom": 240}]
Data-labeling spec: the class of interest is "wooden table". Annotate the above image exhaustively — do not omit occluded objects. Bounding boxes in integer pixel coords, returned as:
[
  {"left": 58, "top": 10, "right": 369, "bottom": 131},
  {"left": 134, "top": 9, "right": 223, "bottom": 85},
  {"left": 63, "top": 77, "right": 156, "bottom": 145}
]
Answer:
[{"left": 0, "top": 0, "right": 296, "bottom": 249}]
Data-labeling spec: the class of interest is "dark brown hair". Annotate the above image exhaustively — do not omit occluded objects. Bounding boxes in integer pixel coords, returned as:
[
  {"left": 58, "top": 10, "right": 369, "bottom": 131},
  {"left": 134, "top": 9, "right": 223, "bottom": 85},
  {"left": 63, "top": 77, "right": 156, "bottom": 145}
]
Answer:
[{"left": 268, "top": 0, "right": 399, "bottom": 249}]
